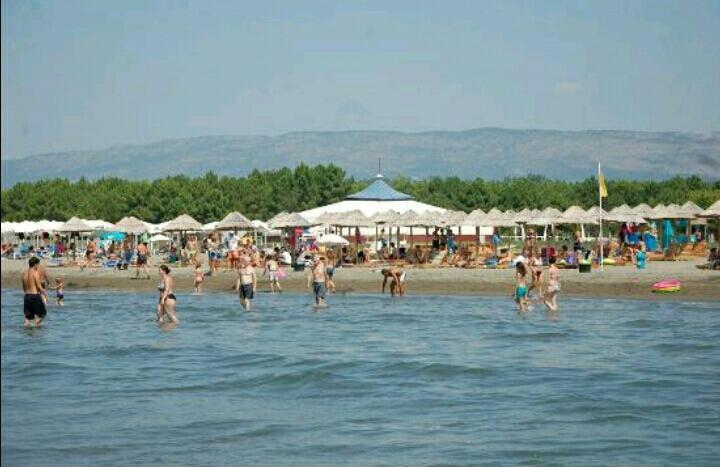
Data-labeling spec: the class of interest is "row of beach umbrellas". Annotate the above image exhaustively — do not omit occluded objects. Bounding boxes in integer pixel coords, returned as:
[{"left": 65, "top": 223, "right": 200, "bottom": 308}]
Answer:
[
  {"left": 266, "top": 200, "right": 720, "bottom": 230},
  {"left": 3, "top": 201, "right": 718, "bottom": 236}
]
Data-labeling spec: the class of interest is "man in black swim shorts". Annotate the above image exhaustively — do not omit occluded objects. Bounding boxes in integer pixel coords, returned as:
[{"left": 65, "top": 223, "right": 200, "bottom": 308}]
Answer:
[{"left": 22, "top": 257, "right": 47, "bottom": 326}]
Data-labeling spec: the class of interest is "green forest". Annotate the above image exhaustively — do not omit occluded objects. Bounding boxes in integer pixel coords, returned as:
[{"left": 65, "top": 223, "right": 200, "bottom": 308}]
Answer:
[{"left": 2, "top": 164, "right": 719, "bottom": 223}]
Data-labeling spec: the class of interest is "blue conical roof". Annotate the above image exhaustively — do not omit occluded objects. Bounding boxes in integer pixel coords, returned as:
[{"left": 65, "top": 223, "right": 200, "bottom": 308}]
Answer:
[{"left": 345, "top": 175, "right": 414, "bottom": 201}]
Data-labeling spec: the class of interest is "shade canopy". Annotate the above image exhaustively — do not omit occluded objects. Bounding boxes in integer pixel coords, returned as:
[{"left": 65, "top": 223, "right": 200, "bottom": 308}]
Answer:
[
  {"left": 698, "top": 200, "right": 720, "bottom": 218},
  {"left": 269, "top": 212, "right": 313, "bottom": 229},
  {"left": 370, "top": 210, "right": 401, "bottom": 225},
  {"left": 464, "top": 208, "right": 487, "bottom": 226},
  {"left": 216, "top": 211, "right": 253, "bottom": 230},
  {"left": 604, "top": 213, "right": 648, "bottom": 224},
  {"left": 317, "top": 233, "right": 350, "bottom": 246},
  {"left": 526, "top": 207, "right": 563, "bottom": 226},
  {"left": 315, "top": 211, "right": 342, "bottom": 225},
  {"left": 163, "top": 214, "right": 203, "bottom": 232},
  {"left": 631, "top": 203, "right": 654, "bottom": 218},
  {"left": 149, "top": 233, "right": 171, "bottom": 242},
  {"left": 345, "top": 175, "right": 414, "bottom": 201},
  {"left": 559, "top": 206, "right": 598, "bottom": 225},
  {"left": 57, "top": 216, "right": 94, "bottom": 233},
  {"left": 113, "top": 216, "right": 148, "bottom": 234},
  {"left": 332, "top": 210, "right": 372, "bottom": 227}
]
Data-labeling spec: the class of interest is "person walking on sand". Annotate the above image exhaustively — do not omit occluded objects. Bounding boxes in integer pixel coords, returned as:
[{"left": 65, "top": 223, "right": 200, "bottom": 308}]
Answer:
[
  {"left": 544, "top": 256, "right": 560, "bottom": 312},
  {"left": 50, "top": 278, "right": 65, "bottom": 306},
  {"left": 264, "top": 254, "right": 282, "bottom": 293},
  {"left": 22, "top": 257, "right": 47, "bottom": 327},
  {"left": 237, "top": 258, "right": 257, "bottom": 311},
  {"left": 135, "top": 242, "right": 151, "bottom": 279},
  {"left": 193, "top": 264, "right": 204, "bottom": 295},
  {"left": 308, "top": 256, "right": 329, "bottom": 307},
  {"left": 79, "top": 237, "right": 97, "bottom": 270},
  {"left": 381, "top": 267, "right": 406, "bottom": 297},
  {"left": 514, "top": 261, "right": 530, "bottom": 312},
  {"left": 157, "top": 265, "right": 179, "bottom": 324}
]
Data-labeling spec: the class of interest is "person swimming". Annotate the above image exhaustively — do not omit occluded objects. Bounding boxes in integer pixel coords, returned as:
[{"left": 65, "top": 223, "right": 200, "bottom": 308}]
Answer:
[
  {"left": 381, "top": 267, "right": 405, "bottom": 297},
  {"left": 157, "top": 265, "right": 179, "bottom": 324},
  {"left": 515, "top": 261, "right": 529, "bottom": 312}
]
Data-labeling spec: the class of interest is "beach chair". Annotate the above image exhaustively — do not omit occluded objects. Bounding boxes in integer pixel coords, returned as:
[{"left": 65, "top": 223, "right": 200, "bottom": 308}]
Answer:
[{"left": 103, "top": 259, "right": 119, "bottom": 269}]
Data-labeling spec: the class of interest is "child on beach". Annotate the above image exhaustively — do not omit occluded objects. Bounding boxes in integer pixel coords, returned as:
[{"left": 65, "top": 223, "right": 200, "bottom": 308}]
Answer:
[
  {"left": 544, "top": 257, "right": 560, "bottom": 312},
  {"left": 514, "top": 262, "right": 529, "bottom": 312},
  {"left": 193, "top": 264, "right": 204, "bottom": 295},
  {"left": 50, "top": 278, "right": 65, "bottom": 306}
]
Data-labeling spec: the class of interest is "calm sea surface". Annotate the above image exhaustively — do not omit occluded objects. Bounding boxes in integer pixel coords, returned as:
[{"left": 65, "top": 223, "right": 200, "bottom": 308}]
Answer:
[{"left": 2, "top": 288, "right": 719, "bottom": 465}]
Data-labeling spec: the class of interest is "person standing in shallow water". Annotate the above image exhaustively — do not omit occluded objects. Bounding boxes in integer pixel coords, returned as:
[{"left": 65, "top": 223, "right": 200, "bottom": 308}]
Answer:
[
  {"left": 157, "top": 265, "right": 179, "bottom": 324},
  {"left": 308, "top": 256, "right": 329, "bottom": 307},
  {"left": 544, "top": 256, "right": 561, "bottom": 312},
  {"left": 22, "top": 257, "right": 47, "bottom": 327},
  {"left": 381, "top": 267, "right": 406, "bottom": 297},
  {"left": 237, "top": 258, "right": 257, "bottom": 311}
]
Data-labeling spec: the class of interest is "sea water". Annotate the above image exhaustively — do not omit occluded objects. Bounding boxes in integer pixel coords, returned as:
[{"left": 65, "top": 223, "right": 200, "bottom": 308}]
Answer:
[{"left": 2, "top": 288, "right": 719, "bottom": 465}]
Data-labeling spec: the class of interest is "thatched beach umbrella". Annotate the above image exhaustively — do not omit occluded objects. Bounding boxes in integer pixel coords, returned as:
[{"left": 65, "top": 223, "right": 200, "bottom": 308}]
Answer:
[
  {"left": 113, "top": 216, "right": 149, "bottom": 235},
  {"left": 698, "top": 200, "right": 720, "bottom": 219},
  {"left": 268, "top": 212, "right": 312, "bottom": 229},
  {"left": 315, "top": 211, "right": 341, "bottom": 226},
  {"left": 57, "top": 216, "right": 94, "bottom": 233},
  {"left": 266, "top": 211, "right": 289, "bottom": 227},
  {"left": 216, "top": 211, "right": 253, "bottom": 230},
  {"left": 163, "top": 214, "right": 203, "bottom": 232}
]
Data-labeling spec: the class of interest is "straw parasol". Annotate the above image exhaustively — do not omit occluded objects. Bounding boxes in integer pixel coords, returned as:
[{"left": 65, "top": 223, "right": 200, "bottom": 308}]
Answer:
[
  {"left": 266, "top": 211, "right": 289, "bottom": 226},
  {"left": 163, "top": 214, "right": 203, "bottom": 232},
  {"left": 113, "top": 216, "right": 148, "bottom": 234},
  {"left": 438, "top": 210, "right": 467, "bottom": 227},
  {"left": 604, "top": 212, "right": 648, "bottom": 224},
  {"left": 609, "top": 204, "right": 633, "bottom": 215},
  {"left": 653, "top": 205, "right": 689, "bottom": 220},
  {"left": 216, "top": 211, "right": 253, "bottom": 230},
  {"left": 560, "top": 206, "right": 598, "bottom": 225},
  {"left": 370, "top": 210, "right": 401, "bottom": 225},
  {"left": 56, "top": 216, "right": 94, "bottom": 233},
  {"left": 678, "top": 201, "right": 704, "bottom": 218},
  {"left": 315, "top": 211, "right": 342, "bottom": 225},
  {"left": 464, "top": 208, "right": 487, "bottom": 226},
  {"left": 698, "top": 200, "right": 720, "bottom": 218},
  {"left": 269, "top": 212, "right": 313, "bottom": 229},
  {"left": 526, "top": 207, "right": 563, "bottom": 226},
  {"left": 631, "top": 203, "right": 654, "bottom": 218},
  {"left": 332, "top": 210, "right": 372, "bottom": 227}
]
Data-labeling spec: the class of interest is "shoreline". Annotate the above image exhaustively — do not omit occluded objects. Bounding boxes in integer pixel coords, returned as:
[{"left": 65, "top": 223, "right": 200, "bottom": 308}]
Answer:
[{"left": 2, "top": 259, "right": 718, "bottom": 301}]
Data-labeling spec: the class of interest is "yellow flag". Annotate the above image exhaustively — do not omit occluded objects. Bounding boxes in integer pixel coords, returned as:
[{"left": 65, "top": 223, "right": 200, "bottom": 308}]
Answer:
[{"left": 599, "top": 171, "right": 608, "bottom": 198}]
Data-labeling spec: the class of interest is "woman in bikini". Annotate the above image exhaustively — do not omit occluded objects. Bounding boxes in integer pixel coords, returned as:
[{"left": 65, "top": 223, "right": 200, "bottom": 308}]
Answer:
[{"left": 157, "top": 265, "right": 179, "bottom": 324}]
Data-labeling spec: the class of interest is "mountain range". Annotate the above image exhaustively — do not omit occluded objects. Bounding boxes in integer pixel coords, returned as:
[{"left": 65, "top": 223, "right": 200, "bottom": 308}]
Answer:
[{"left": 2, "top": 128, "right": 719, "bottom": 188}]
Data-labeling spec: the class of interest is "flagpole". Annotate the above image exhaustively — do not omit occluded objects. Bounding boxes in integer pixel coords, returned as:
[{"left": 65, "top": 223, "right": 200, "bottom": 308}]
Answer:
[{"left": 599, "top": 162, "right": 604, "bottom": 272}]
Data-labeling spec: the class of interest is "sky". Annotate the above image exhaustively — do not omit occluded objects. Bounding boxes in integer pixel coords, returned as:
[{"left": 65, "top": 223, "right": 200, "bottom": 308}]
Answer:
[{"left": 2, "top": 0, "right": 719, "bottom": 159}]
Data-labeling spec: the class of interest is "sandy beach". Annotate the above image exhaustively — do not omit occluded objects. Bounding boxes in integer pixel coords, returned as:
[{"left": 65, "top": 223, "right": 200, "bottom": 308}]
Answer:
[{"left": 2, "top": 258, "right": 718, "bottom": 301}]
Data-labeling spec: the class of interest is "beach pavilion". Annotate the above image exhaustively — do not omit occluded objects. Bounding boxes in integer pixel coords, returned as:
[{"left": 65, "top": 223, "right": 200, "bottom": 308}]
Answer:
[{"left": 299, "top": 174, "right": 446, "bottom": 220}]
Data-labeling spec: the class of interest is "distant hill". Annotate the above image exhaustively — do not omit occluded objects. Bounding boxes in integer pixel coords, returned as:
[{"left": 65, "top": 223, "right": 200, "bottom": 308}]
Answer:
[{"left": 2, "top": 129, "right": 719, "bottom": 188}]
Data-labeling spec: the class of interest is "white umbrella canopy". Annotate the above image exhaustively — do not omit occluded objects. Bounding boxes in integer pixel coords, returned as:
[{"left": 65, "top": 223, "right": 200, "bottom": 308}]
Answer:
[
  {"left": 317, "top": 233, "right": 350, "bottom": 246},
  {"left": 332, "top": 210, "right": 372, "bottom": 227},
  {"left": 269, "top": 212, "right": 313, "bottom": 229},
  {"left": 163, "top": 214, "right": 203, "bottom": 232},
  {"left": 216, "top": 211, "right": 253, "bottom": 230},
  {"left": 57, "top": 216, "right": 94, "bottom": 233},
  {"left": 698, "top": 200, "right": 720, "bottom": 218},
  {"left": 113, "top": 216, "right": 149, "bottom": 234},
  {"left": 149, "top": 233, "right": 171, "bottom": 242},
  {"left": 202, "top": 221, "right": 219, "bottom": 231}
]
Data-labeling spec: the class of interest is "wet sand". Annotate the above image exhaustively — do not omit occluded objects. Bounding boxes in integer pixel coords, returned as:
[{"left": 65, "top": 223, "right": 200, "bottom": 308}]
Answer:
[{"left": 2, "top": 259, "right": 718, "bottom": 301}]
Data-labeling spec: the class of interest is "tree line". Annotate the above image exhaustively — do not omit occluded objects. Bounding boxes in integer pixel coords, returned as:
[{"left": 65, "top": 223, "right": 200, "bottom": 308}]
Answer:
[{"left": 1, "top": 164, "right": 718, "bottom": 223}]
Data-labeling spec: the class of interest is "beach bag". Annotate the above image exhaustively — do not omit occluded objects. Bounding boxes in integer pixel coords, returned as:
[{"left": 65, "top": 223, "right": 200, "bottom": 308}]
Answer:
[{"left": 276, "top": 267, "right": 287, "bottom": 280}]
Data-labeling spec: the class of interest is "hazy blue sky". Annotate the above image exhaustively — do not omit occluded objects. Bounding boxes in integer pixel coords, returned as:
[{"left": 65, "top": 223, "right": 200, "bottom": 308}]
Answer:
[{"left": 2, "top": 0, "right": 719, "bottom": 158}]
